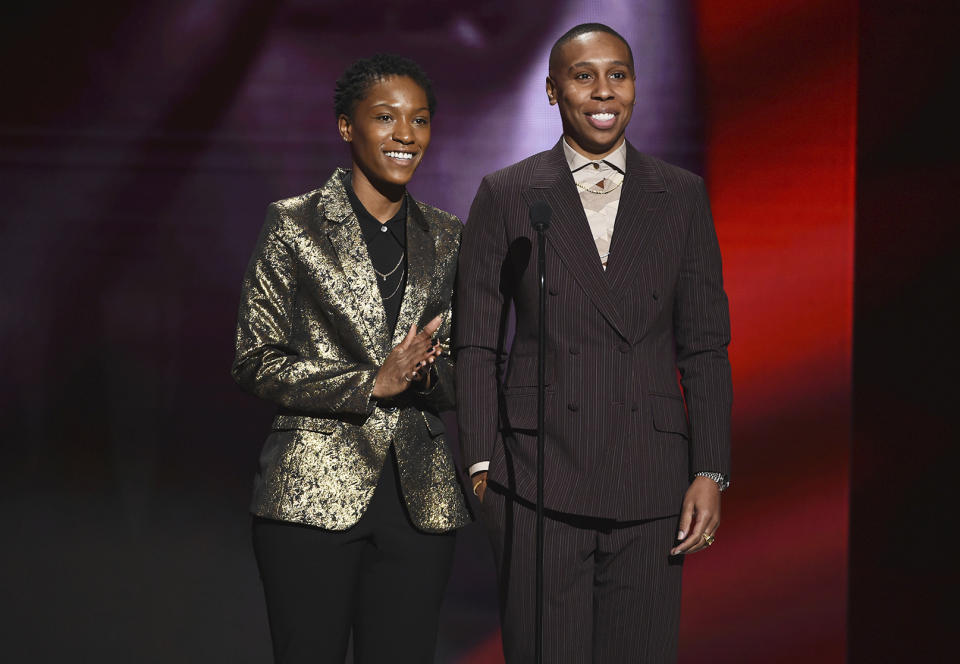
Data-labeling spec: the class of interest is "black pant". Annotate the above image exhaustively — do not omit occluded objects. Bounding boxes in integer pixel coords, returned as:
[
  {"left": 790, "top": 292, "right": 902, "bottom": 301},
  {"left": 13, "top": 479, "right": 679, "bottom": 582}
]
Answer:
[{"left": 252, "top": 447, "right": 456, "bottom": 664}]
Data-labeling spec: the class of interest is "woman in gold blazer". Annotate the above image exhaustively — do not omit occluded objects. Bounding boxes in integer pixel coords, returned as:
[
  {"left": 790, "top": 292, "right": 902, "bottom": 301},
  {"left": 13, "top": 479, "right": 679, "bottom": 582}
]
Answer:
[{"left": 231, "top": 55, "right": 469, "bottom": 664}]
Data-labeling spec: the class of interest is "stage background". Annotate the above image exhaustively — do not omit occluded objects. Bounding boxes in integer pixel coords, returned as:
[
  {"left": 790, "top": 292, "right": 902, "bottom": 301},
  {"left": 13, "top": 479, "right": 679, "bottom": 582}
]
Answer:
[
  {"left": 1, "top": 1, "right": 952, "bottom": 662},
  {"left": 849, "top": 1, "right": 958, "bottom": 661}
]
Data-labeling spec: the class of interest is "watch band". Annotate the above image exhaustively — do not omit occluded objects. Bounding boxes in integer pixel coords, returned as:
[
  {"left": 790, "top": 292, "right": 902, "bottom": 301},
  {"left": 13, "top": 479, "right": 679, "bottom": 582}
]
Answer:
[{"left": 695, "top": 471, "right": 729, "bottom": 492}]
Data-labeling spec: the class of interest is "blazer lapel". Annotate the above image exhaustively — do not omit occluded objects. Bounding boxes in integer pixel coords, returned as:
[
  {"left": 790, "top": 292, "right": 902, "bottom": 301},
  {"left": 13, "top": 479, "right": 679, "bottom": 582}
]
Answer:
[
  {"left": 605, "top": 145, "right": 668, "bottom": 294},
  {"left": 527, "top": 141, "right": 629, "bottom": 341},
  {"left": 316, "top": 169, "right": 391, "bottom": 362},
  {"left": 391, "top": 199, "right": 435, "bottom": 346}
]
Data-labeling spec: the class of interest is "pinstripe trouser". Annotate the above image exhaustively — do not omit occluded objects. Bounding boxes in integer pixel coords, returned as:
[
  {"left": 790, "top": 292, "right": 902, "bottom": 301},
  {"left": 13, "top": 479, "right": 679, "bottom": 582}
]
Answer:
[{"left": 482, "top": 484, "right": 684, "bottom": 663}]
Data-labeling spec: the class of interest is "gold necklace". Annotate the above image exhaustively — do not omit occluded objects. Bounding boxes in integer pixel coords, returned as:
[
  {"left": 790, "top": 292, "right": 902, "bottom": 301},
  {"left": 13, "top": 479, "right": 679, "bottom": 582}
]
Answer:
[
  {"left": 574, "top": 178, "right": 624, "bottom": 195},
  {"left": 374, "top": 253, "right": 404, "bottom": 279},
  {"left": 381, "top": 269, "right": 405, "bottom": 300}
]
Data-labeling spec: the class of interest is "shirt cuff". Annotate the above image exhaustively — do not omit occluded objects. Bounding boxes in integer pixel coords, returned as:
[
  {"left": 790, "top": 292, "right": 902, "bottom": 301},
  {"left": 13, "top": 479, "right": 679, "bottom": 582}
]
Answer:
[{"left": 468, "top": 461, "right": 490, "bottom": 476}]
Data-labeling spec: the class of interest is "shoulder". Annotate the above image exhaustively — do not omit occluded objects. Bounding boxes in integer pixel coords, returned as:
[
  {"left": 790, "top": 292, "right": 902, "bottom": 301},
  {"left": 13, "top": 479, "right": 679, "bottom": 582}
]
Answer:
[
  {"left": 481, "top": 149, "right": 553, "bottom": 192},
  {"left": 267, "top": 187, "right": 325, "bottom": 221},
  {"left": 414, "top": 199, "right": 462, "bottom": 240},
  {"left": 629, "top": 147, "right": 706, "bottom": 194},
  {"left": 258, "top": 187, "right": 328, "bottom": 244}
]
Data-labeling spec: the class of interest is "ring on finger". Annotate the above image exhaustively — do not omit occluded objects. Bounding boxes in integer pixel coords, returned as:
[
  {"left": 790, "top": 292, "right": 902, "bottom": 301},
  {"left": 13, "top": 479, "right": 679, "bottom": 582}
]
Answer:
[
  {"left": 402, "top": 373, "right": 412, "bottom": 382},
  {"left": 701, "top": 532, "right": 715, "bottom": 546}
]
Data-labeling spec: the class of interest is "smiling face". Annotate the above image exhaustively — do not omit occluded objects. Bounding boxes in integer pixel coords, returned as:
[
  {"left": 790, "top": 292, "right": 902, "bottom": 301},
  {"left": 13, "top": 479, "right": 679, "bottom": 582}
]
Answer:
[
  {"left": 338, "top": 75, "right": 431, "bottom": 191},
  {"left": 546, "top": 31, "right": 636, "bottom": 159}
]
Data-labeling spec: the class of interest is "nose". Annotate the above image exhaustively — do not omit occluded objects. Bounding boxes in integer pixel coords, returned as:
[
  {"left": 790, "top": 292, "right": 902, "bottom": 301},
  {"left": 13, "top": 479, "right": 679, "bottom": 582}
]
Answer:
[
  {"left": 592, "top": 77, "right": 614, "bottom": 101},
  {"left": 392, "top": 122, "right": 414, "bottom": 145}
]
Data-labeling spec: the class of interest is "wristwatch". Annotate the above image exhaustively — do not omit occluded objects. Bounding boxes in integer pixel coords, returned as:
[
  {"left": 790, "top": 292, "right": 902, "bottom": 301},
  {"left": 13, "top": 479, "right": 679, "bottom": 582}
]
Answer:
[{"left": 694, "top": 471, "right": 729, "bottom": 492}]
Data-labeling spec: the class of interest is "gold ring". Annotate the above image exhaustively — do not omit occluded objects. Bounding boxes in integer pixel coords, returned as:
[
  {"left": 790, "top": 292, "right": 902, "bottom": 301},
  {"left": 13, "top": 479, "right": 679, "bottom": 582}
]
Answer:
[
  {"left": 702, "top": 532, "right": 715, "bottom": 546},
  {"left": 472, "top": 478, "right": 486, "bottom": 497},
  {"left": 402, "top": 373, "right": 412, "bottom": 382}
]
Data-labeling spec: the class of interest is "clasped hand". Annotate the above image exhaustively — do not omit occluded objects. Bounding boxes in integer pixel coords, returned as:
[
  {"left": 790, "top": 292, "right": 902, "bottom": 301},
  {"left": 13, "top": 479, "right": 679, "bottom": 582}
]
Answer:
[{"left": 372, "top": 316, "right": 443, "bottom": 399}]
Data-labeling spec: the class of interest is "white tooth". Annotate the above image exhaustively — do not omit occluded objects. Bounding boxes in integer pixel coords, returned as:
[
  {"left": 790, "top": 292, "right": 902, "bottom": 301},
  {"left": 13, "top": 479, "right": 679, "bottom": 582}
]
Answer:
[
  {"left": 591, "top": 113, "right": 614, "bottom": 121},
  {"left": 386, "top": 151, "right": 413, "bottom": 160}
]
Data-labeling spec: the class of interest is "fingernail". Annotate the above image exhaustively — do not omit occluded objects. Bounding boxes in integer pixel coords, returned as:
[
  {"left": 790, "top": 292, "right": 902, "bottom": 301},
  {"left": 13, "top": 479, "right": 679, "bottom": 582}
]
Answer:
[{"left": 677, "top": 530, "right": 685, "bottom": 540}]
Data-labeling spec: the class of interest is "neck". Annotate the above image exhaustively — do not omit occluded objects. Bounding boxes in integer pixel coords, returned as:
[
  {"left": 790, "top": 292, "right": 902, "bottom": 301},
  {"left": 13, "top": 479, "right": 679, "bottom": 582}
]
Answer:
[
  {"left": 563, "top": 134, "right": 625, "bottom": 161},
  {"left": 350, "top": 166, "right": 404, "bottom": 222}
]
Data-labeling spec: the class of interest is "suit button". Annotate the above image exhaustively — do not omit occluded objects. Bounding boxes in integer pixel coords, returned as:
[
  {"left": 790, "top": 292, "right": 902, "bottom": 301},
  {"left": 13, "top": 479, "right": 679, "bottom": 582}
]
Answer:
[
  {"left": 567, "top": 403, "right": 579, "bottom": 412},
  {"left": 618, "top": 343, "right": 630, "bottom": 353},
  {"left": 548, "top": 287, "right": 559, "bottom": 296},
  {"left": 631, "top": 403, "right": 639, "bottom": 412},
  {"left": 652, "top": 291, "right": 659, "bottom": 300},
  {"left": 569, "top": 346, "right": 580, "bottom": 355}
]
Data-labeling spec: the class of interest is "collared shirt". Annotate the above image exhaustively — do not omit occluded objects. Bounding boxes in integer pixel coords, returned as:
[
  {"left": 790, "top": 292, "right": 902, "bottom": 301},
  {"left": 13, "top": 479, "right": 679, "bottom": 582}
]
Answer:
[
  {"left": 563, "top": 137, "right": 627, "bottom": 270},
  {"left": 343, "top": 172, "right": 407, "bottom": 335}
]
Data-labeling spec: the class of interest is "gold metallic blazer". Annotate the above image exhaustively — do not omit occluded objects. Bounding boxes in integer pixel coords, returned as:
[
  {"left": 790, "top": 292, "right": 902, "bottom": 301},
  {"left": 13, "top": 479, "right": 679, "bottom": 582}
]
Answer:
[{"left": 232, "top": 168, "right": 470, "bottom": 533}]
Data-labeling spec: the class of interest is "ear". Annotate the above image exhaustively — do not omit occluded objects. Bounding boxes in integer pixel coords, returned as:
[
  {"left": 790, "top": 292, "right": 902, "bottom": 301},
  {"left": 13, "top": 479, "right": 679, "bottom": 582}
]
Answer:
[
  {"left": 545, "top": 76, "right": 558, "bottom": 106},
  {"left": 337, "top": 114, "right": 352, "bottom": 142}
]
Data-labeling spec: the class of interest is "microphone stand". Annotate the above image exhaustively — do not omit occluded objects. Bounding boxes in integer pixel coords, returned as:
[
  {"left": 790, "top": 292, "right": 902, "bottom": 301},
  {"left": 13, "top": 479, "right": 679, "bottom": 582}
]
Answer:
[{"left": 530, "top": 202, "right": 550, "bottom": 664}]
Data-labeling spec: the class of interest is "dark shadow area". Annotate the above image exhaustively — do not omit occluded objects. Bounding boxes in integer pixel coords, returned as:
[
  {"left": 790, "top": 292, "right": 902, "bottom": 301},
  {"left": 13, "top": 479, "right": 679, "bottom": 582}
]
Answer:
[{"left": 850, "top": 1, "right": 960, "bottom": 660}]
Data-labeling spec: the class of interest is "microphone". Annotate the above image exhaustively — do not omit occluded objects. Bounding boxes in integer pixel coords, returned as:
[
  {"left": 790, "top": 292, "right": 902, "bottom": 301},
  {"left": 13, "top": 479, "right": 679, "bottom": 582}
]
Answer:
[{"left": 529, "top": 200, "right": 551, "bottom": 232}]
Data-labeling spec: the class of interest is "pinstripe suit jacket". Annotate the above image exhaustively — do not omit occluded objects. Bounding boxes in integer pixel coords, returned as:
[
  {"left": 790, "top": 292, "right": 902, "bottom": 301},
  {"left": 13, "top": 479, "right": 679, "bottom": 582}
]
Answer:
[{"left": 455, "top": 140, "right": 732, "bottom": 520}]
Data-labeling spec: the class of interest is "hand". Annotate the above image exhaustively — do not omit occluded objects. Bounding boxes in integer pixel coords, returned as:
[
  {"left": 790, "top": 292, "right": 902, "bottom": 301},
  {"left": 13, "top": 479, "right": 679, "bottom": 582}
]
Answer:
[
  {"left": 471, "top": 471, "right": 488, "bottom": 503},
  {"left": 411, "top": 342, "right": 444, "bottom": 391},
  {"left": 372, "top": 316, "right": 442, "bottom": 399},
  {"left": 670, "top": 476, "right": 721, "bottom": 556}
]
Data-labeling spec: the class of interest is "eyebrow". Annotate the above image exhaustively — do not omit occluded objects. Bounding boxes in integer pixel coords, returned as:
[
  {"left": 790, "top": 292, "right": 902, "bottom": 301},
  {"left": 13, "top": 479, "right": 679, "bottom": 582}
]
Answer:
[{"left": 568, "top": 60, "right": 632, "bottom": 71}]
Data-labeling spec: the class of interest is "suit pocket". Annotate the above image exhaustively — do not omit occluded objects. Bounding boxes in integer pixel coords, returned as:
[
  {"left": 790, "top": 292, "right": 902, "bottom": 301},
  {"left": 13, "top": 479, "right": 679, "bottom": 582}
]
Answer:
[
  {"left": 500, "top": 391, "right": 545, "bottom": 431},
  {"left": 504, "top": 354, "right": 555, "bottom": 391},
  {"left": 271, "top": 414, "right": 338, "bottom": 434},
  {"left": 649, "top": 393, "right": 689, "bottom": 440}
]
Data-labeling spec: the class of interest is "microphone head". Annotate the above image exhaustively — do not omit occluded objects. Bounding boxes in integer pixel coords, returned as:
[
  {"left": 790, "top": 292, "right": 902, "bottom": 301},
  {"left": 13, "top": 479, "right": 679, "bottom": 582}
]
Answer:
[{"left": 529, "top": 200, "right": 552, "bottom": 231}]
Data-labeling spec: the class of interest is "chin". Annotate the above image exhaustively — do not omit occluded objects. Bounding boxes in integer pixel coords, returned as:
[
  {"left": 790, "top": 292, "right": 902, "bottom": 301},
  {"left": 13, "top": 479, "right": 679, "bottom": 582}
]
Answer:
[
  {"left": 378, "top": 171, "right": 415, "bottom": 188},
  {"left": 567, "top": 126, "right": 622, "bottom": 153},
  {"left": 582, "top": 135, "right": 620, "bottom": 154}
]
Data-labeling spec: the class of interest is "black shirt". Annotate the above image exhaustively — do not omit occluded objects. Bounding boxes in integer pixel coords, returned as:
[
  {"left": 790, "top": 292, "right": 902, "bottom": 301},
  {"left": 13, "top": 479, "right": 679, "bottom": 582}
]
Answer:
[{"left": 343, "top": 172, "right": 407, "bottom": 335}]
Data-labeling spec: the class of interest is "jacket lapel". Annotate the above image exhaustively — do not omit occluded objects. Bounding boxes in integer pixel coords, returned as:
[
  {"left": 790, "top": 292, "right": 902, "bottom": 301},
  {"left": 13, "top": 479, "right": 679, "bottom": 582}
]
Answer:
[
  {"left": 316, "top": 169, "right": 391, "bottom": 362},
  {"left": 391, "top": 199, "right": 435, "bottom": 346},
  {"left": 527, "top": 141, "right": 629, "bottom": 341},
  {"left": 605, "top": 145, "right": 668, "bottom": 294}
]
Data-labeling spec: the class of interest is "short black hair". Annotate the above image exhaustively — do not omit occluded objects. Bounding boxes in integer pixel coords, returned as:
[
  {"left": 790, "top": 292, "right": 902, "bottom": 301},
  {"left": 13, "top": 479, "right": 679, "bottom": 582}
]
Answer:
[
  {"left": 548, "top": 23, "right": 634, "bottom": 75},
  {"left": 333, "top": 53, "right": 437, "bottom": 119}
]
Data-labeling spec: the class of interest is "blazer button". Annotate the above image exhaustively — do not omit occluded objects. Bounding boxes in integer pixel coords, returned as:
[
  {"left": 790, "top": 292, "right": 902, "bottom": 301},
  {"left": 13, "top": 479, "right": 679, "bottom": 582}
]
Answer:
[
  {"left": 548, "top": 287, "right": 559, "bottom": 296},
  {"left": 631, "top": 403, "right": 639, "bottom": 412},
  {"left": 652, "top": 290, "right": 659, "bottom": 300},
  {"left": 567, "top": 402, "right": 579, "bottom": 412},
  {"left": 618, "top": 343, "right": 630, "bottom": 353},
  {"left": 569, "top": 346, "right": 580, "bottom": 355}
]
